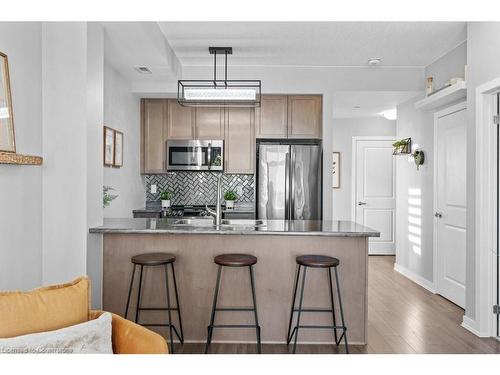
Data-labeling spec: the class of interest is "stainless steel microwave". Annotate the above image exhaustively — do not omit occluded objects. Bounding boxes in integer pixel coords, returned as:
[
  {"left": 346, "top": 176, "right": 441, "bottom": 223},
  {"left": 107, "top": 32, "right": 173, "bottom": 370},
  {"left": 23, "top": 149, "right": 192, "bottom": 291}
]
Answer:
[{"left": 166, "top": 140, "right": 224, "bottom": 171}]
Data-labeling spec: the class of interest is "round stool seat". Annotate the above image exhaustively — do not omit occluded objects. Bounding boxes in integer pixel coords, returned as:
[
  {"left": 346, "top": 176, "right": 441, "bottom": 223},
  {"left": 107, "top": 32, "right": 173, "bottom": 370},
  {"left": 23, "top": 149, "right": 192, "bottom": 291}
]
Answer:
[
  {"left": 214, "top": 253, "right": 257, "bottom": 267},
  {"left": 131, "top": 252, "right": 176, "bottom": 266},
  {"left": 296, "top": 254, "right": 339, "bottom": 268}
]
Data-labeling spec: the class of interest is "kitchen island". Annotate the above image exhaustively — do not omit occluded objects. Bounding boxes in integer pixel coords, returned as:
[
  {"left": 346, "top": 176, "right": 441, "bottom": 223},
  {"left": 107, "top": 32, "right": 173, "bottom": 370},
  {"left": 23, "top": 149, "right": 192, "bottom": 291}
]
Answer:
[{"left": 89, "top": 219, "right": 379, "bottom": 345}]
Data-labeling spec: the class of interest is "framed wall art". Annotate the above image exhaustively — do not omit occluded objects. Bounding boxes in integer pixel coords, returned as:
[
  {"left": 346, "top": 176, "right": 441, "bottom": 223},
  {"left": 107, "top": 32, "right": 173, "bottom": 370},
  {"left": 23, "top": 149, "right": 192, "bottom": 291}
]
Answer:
[
  {"left": 113, "top": 130, "right": 123, "bottom": 167},
  {"left": 103, "top": 126, "right": 115, "bottom": 166},
  {"left": 332, "top": 152, "right": 340, "bottom": 189},
  {"left": 0, "top": 51, "right": 15, "bottom": 153}
]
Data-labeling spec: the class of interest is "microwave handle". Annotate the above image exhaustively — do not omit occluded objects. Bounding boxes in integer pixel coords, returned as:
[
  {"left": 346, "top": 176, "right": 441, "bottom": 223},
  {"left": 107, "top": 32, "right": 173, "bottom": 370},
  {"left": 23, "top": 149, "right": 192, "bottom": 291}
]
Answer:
[{"left": 207, "top": 142, "right": 211, "bottom": 170}]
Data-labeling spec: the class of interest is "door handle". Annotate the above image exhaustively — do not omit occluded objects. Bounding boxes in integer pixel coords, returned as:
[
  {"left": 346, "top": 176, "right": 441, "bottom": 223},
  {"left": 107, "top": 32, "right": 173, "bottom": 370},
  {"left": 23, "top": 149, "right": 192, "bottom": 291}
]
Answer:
[
  {"left": 207, "top": 143, "right": 211, "bottom": 170},
  {"left": 358, "top": 201, "right": 367, "bottom": 206},
  {"left": 434, "top": 212, "right": 443, "bottom": 218}
]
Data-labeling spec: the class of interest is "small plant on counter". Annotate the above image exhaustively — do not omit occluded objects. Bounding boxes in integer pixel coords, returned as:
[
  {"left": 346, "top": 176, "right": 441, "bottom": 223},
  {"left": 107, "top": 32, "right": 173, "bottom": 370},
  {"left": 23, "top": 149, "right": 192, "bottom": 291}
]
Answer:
[
  {"left": 103, "top": 186, "right": 118, "bottom": 208},
  {"left": 224, "top": 190, "right": 237, "bottom": 209},
  {"left": 160, "top": 190, "right": 172, "bottom": 209}
]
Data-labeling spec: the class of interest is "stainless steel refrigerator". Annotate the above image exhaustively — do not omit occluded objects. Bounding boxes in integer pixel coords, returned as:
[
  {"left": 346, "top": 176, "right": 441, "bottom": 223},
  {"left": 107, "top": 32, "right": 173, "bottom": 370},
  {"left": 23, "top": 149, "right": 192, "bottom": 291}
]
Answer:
[{"left": 256, "top": 140, "right": 322, "bottom": 220}]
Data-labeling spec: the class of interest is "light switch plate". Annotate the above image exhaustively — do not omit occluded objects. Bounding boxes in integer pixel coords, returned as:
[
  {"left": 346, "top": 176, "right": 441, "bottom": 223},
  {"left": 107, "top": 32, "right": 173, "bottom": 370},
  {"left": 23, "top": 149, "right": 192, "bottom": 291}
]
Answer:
[{"left": 151, "top": 184, "right": 157, "bottom": 194}]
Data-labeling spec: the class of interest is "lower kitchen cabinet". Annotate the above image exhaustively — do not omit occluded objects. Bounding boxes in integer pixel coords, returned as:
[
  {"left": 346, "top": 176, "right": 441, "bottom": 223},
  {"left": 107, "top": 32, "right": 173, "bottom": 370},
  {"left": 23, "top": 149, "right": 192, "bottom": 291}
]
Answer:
[{"left": 224, "top": 107, "right": 255, "bottom": 174}]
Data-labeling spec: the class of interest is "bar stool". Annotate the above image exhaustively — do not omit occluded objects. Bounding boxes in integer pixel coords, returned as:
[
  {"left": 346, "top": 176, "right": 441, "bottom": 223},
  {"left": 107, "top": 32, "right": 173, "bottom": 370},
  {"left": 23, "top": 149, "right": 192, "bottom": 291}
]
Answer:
[
  {"left": 124, "top": 252, "right": 184, "bottom": 353},
  {"left": 286, "top": 255, "right": 348, "bottom": 354},
  {"left": 205, "top": 253, "right": 261, "bottom": 354}
]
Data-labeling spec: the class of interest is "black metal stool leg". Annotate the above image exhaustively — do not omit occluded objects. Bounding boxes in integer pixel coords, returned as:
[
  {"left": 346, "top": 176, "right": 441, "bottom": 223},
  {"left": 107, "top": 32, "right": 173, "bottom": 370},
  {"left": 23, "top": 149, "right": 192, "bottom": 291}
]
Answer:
[
  {"left": 249, "top": 265, "right": 261, "bottom": 354},
  {"left": 171, "top": 262, "right": 184, "bottom": 344},
  {"left": 164, "top": 264, "right": 175, "bottom": 354},
  {"left": 135, "top": 265, "right": 144, "bottom": 323},
  {"left": 334, "top": 267, "right": 349, "bottom": 354},
  {"left": 286, "top": 264, "right": 301, "bottom": 344},
  {"left": 124, "top": 264, "right": 136, "bottom": 319},
  {"left": 328, "top": 267, "right": 339, "bottom": 345},
  {"left": 292, "top": 266, "right": 307, "bottom": 354},
  {"left": 205, "top": 265, "right": 222, "bottom": 354}
]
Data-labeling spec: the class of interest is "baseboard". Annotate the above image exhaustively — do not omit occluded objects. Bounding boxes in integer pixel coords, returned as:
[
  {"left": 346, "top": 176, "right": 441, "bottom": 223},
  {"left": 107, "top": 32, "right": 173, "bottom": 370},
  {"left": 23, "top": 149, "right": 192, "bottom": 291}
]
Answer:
[
  {"left": 369, "top": 250, "right": 396, "bottom": 255},
  {"left": 461, "top": 316, "right": 490, "bottom": 337},
  {"left": 393, "top": 263, "right": 436, "bottom": 293}
]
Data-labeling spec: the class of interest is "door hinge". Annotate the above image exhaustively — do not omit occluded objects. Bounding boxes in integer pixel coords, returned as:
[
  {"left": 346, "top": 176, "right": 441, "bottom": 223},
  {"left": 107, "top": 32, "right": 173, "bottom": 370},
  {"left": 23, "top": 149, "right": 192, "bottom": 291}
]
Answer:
[
  {"left": 493, "top": 114, "right": 500, "bottom": 125},
  {"left": 493, "top": 305, "right": 500, "bottom": 314}
]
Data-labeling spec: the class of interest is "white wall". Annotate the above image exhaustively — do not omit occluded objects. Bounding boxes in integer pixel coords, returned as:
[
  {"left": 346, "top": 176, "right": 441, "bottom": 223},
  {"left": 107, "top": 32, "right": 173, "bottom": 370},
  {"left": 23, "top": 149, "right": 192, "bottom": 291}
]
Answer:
[
  {"left": 395, "top": 42, "right": 467, "bottom": 288},
  {"left": 425, "top": 42, "right": 467, "bottom": 89},
  {"left": 103, "top": 62, "right": 144, "bottom": 218},
  {"left": 134, "top": 65, "right": 424, "bottom": 220},
  {"left": 395, "top": 96, "right": 434, "bottom": 283},
  {"left": 465, "top": 22, "right": 500, "bottom": 320},
  {"left": 0, "top": 23, "right": 43, "bottom": 290},
  {"left": 42, "top": 22, "right": 88, "bottom": 285},
  {"left": 331, "top": 116, "right": 396, "bottom": 220},
  {"left": 86, "top": 23, "right": 105, "bottom": 308}
]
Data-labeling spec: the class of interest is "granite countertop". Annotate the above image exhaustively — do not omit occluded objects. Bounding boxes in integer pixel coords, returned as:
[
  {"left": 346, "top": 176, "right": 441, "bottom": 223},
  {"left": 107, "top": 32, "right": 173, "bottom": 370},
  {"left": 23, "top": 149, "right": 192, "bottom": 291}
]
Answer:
[{"left": 89, "top": 218, "right": 380, "bottom": 237}]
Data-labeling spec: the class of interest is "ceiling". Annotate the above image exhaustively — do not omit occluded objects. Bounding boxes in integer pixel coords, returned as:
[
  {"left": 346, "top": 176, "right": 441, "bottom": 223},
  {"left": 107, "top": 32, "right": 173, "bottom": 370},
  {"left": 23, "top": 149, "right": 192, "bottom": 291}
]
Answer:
[
  {"left": 332, "top": 91, "right": 421, "bottom": 119},
  {"left": 158, "top": 22, "right": 466, "bottom": 67},
  {"left": 103, "top": 22, "right": 465, "bottom": 117}
]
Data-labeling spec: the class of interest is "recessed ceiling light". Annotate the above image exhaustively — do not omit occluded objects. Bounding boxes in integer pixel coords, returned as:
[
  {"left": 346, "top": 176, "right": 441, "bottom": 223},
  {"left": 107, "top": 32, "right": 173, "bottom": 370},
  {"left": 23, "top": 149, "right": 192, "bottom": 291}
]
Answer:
[
  {"left": 134, "top": 66, "right": 152, "bottom": 74},
  {"left": 367, "top": 58, "right": 382, "bottom": 67}
]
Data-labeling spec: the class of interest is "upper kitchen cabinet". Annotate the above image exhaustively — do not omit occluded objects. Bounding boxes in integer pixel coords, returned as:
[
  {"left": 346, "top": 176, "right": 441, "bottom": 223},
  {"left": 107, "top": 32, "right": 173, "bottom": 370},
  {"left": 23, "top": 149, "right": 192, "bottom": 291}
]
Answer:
[
  {"left": 194, "top": 107, "right": 224, "bottom": 139},
  {"left": 256, "top": 95, "right": 288, "bottom": 138},
  {"left": 141, "top": 99, "right": 166, "bottom": 173},
  {"left": 167, "top": 100, "right": 195, "bottom": 139},
  {"left": 287, "top": 95, "right": 322, "bottom": 139},
  {"left": 224, "top": 107, "right": 255, "bottom": 174}
]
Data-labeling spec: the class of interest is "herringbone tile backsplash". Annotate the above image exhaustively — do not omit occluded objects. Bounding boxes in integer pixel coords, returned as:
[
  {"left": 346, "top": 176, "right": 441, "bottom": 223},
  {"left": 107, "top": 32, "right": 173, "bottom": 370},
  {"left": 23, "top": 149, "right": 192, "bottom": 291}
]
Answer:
[{"left": 144, "top": 172, "right": 254, "bottom": 205}]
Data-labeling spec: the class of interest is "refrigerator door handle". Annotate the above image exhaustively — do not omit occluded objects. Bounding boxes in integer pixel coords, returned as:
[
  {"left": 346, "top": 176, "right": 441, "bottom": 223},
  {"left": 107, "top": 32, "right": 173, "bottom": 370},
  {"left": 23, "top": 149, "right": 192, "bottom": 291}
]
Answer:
[{"left": 285, "top": 152, "right": 290, "bottom": 220}]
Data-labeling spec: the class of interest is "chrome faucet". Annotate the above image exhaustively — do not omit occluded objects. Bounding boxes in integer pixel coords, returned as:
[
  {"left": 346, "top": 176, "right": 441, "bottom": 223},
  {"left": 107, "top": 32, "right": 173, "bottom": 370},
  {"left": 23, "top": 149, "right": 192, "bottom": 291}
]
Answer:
[{"left": 206, "top": 173, "right": 223, "bottom": 228}]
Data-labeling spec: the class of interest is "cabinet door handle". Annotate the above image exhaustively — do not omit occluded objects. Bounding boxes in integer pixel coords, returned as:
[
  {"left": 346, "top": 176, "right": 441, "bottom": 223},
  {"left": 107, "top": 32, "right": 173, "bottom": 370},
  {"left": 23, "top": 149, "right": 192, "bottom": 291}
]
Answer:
[
  {"left": 434, "top": 212, "right": 443, "bottom": 218},
  {"left": 358, "top": 201, "right": 367, "bottom": 206}
]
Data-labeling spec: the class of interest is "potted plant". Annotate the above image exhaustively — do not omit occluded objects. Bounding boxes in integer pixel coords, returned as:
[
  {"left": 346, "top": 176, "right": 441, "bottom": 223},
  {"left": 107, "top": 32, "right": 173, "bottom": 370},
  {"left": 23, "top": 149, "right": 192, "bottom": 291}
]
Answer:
[
  {"left": 392, "top": 138, "right": 410, "bottom": 154},
  {"left": 160, "top": 191, "right": 172, "bottom": 209},
  {"left": 103, "top": 186, "right": 118, "bottom": 208},
  {"left": 224, "top": 190, "right": 237, "bottom": 209}
]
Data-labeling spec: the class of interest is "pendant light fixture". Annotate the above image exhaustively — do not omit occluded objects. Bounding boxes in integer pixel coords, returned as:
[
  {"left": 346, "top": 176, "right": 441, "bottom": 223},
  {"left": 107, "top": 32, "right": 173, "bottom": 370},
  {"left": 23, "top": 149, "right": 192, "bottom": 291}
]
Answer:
[{"left": 177, "top": 47, "right": 261, "bottom": 107}]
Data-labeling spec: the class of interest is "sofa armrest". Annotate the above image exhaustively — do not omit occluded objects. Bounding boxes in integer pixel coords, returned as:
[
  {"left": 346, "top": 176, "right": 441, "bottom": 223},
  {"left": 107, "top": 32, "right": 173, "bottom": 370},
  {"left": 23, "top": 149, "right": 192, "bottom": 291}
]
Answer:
[{"left": 90, "top": 310, "right": 168, "bottom": 354}]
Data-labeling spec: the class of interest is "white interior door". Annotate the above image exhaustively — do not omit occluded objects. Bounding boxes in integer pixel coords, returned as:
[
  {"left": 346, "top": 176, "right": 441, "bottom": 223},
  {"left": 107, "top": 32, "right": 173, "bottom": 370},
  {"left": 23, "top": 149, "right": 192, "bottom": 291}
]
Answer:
[
  {"left": 435, "top": 104, "right": 467, "bottom": 308},
  {"left": 354, "top": 138, "right": 396, "bottom": 255}
]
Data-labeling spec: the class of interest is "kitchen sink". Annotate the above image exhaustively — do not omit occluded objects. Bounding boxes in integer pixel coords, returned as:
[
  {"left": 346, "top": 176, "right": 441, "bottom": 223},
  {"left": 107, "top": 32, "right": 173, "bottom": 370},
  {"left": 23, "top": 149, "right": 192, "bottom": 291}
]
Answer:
[
  {"left": 170, "top": 218, "right": 214, "bottom": 227},
  {"left": 221, "top": 219, "right": 266, "bottom": 227},
  {"left": 169, "top": 218, "right": 266, "bottom": 228}
]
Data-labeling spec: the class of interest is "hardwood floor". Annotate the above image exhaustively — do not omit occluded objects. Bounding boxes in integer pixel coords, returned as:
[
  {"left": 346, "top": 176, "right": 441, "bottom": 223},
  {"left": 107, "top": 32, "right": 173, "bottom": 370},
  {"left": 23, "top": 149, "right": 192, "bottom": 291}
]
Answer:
[{"left": 174, "top": 256, "right": 500, "bottom": 354}]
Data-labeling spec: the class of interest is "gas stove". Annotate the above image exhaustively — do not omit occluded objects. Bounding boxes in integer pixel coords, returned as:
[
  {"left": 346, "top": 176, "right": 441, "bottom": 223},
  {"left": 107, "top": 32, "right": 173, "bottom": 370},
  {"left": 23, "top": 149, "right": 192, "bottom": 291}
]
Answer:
[{"left": 162, "top": 205, "right": 215, "bottom": 218}]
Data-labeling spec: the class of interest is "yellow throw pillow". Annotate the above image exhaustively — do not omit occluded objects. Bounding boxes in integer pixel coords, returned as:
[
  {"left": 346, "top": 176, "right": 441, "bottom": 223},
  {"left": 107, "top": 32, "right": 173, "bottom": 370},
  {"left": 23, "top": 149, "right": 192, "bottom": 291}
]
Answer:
[{"left": 0, "top": 277, "right": 91, "bottom": 338}]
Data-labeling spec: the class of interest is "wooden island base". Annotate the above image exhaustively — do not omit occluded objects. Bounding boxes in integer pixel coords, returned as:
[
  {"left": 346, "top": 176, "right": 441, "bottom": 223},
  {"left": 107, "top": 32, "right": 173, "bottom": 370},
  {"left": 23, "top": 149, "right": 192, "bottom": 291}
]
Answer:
[{"left": 102, "top": 233, "right": 368, "bottom": 345}]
